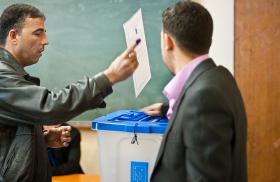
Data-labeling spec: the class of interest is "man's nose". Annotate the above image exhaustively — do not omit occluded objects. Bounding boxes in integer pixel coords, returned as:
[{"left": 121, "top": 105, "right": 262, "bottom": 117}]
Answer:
[{"left": 42, "top": 33, "right": 49, "bottom": 45}]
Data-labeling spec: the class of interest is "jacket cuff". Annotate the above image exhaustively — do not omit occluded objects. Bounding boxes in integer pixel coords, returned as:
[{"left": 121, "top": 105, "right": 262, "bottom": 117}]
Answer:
[{"left": 93, "top": 72, "right": 113, "bottom": 98}]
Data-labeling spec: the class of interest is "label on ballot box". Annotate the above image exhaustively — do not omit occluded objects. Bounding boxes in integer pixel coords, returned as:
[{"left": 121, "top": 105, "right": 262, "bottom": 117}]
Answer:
[
  {"left": 131, "top": 161, "right": 148, "bottom": 182},
  {"left": 92, "top": 110, "right": 168, "bottom": 182}
]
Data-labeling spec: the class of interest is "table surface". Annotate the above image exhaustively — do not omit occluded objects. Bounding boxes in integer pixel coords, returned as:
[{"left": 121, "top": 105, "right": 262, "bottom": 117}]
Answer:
[{"left": 52, "top": 174, "right": 100, "bottom": 182}]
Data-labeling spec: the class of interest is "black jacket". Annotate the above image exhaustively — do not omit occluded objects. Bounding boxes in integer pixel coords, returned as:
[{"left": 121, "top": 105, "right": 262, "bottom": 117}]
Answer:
[{"left": 0, "top": 48, "right": 112, "bottom": 182}]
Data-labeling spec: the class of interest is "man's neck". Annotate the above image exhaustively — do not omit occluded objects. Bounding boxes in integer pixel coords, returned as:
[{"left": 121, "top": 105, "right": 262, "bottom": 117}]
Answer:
[{"left": 173, "top": 51, "right": 201, "bottom": 74}]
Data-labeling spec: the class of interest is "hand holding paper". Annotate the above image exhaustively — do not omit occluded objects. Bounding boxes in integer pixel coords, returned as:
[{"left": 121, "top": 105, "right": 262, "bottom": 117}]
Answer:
[{"left": 104, "top": 39, "right": 140, "bottom": 85}]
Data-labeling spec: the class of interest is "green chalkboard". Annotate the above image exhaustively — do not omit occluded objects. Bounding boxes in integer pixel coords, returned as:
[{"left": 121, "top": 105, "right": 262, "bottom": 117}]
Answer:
[{"left": 0, "top": 0, "right": 174, "bottom": 122}]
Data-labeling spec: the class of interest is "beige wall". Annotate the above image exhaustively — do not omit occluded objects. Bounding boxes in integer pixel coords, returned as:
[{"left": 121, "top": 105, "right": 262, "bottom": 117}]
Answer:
[
  {"left": 79, "top": 128, "right": 100, "bottom": 175},
  {"left": 200, "top": 0, "right": 234, "bottom": 73}
]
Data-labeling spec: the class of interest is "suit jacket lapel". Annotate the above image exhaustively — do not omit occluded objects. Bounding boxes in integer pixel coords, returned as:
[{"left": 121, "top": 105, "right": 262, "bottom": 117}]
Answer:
[
  {"left": 171, "top": 59, "right": 216, "bottom": 122},
  {"left": 153, "top": 59, "right": 216, "bottom": 170}
]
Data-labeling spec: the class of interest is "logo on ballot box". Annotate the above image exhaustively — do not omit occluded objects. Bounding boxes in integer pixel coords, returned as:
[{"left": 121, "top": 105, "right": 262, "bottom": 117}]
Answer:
[{"left": 131, "top": 161, "right": 148, "bottom": 182}]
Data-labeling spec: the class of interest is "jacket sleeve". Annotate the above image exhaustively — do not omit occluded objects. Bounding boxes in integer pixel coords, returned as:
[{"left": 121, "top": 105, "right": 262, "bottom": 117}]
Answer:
[
  {"left": 182, "top": 87, "right": 233, "bottom": 182},
  {"left": 0, "top": 72, "right": 113, "bottom": 125}
]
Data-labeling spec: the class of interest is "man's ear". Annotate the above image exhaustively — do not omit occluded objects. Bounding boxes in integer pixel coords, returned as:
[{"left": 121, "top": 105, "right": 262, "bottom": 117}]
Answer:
[
  {"left": 7, "top": 29, "right": 18, "bottom": 45},
  {"left": 163, "top": 33, "right": 174, "bottom": 51}
]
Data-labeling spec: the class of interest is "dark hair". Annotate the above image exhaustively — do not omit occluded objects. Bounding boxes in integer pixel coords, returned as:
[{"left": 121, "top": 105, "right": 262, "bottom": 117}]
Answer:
[
  {"left": 0, "top": 3, "right": 45, "bottom": 45},
  {"left": 162, "top": 0, "right": 213, "bottom": 54}
]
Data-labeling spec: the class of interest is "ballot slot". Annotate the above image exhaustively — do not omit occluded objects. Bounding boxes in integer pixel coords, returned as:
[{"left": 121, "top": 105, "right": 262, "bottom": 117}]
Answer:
[{"left": 108, "top": 111, "right": 163, "bottom": 123}]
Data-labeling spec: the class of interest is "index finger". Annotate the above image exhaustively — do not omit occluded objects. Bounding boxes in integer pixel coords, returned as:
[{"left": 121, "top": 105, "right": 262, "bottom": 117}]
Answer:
[{"left": 122, "top": 39, "right": 141, "bottom": 57}]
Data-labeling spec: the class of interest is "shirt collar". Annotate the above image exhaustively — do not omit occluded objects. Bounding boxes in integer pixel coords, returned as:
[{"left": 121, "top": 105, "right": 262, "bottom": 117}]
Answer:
[{"left": 163, "top": 54, "right": 209, "bottom": 119}]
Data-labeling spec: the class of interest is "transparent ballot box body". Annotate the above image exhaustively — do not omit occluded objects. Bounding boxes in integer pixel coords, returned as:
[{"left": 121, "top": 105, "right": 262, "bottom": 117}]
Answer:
[{"left": 92, "top": 110, "right": 168, "bottom": 182}]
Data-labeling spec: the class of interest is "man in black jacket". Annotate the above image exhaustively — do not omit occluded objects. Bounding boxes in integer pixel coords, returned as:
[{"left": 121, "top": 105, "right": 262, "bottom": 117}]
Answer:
[{"left": 0, "top": 3, "right": 138, "bottom": 182}]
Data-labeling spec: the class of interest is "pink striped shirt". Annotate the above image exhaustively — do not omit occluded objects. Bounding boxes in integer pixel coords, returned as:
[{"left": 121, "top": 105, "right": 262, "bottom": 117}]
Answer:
[{"left": 163, "top": 54, "right": 209, "bottom": 120}]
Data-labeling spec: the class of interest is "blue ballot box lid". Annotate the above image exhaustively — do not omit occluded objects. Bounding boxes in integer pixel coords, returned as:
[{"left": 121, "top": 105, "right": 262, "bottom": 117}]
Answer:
[{"left": 92, "top": 110, "right": 168, "bottom": 134}]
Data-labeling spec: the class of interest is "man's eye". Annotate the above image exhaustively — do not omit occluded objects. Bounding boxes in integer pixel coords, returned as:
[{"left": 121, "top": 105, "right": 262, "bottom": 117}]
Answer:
[{"left": 33, "top": 32, "right": 41, "bottom": 36}]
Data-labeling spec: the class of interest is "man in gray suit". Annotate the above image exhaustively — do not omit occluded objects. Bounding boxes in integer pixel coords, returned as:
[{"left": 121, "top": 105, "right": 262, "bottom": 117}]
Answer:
[{"left": 142, "top": 1, "right": 247, "bottom": 181}]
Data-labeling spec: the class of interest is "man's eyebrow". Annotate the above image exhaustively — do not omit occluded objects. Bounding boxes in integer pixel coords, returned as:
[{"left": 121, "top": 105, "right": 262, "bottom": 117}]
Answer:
[{"left": 33, "top": 28, "right": 46, "bottom": 33}]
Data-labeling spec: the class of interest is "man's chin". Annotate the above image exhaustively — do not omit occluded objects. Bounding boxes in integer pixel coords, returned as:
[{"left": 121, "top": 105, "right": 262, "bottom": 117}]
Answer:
[{"left": 27, "top": 58, "right": 40, "bottom": 66}]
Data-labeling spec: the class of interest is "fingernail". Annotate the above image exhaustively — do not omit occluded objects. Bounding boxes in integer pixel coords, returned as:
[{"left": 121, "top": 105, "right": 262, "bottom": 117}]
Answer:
[{"left": 136, "top": 39, "right": 141, "bottom": 45}]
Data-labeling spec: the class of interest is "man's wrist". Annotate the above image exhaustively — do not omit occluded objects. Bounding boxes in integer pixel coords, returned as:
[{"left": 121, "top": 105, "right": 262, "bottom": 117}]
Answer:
[{"left": 103, "top": 69, "right": 117, "bottom": 85}]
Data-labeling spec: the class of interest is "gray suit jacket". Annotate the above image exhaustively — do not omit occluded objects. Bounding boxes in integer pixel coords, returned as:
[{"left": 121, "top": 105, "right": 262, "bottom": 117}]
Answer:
[{"left": 151, "top": 59, "right": 247, "bottom": 182}]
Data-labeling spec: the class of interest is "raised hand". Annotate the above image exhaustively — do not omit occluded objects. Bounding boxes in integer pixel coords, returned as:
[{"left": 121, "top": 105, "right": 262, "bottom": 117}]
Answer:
[{"left": 104, "top": 39, "right": 140, "bottom": 85}]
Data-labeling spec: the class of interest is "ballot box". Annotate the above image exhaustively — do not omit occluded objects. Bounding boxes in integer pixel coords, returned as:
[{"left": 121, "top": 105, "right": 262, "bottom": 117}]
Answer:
[{"left": 92, "top": 110, "right": 168, "bottom": 182}]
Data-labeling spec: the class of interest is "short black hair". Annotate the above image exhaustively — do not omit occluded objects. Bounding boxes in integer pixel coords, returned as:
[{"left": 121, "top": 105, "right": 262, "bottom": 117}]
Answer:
[
  {"left": 0, "top": 3, "right": 45, "bottom": 45},
  {"left": 162, "top": 0, "right": 213, "bottom": 54}
]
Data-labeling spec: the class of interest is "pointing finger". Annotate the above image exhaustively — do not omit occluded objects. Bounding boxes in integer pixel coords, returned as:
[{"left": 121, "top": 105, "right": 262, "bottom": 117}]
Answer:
[{"left": 122, "top": 39, "right": 141, "bottom": 57}]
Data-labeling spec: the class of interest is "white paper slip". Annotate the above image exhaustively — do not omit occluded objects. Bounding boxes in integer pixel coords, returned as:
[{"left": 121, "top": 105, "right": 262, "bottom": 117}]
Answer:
[{"left": 123, "top": 8, "right": 151, "bottom": 97}]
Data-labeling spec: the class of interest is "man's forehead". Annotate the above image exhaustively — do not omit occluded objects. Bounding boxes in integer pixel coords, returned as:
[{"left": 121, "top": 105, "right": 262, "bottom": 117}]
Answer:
[{"left": 22, "top": 17, "right": 45, "bottom": 29}]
